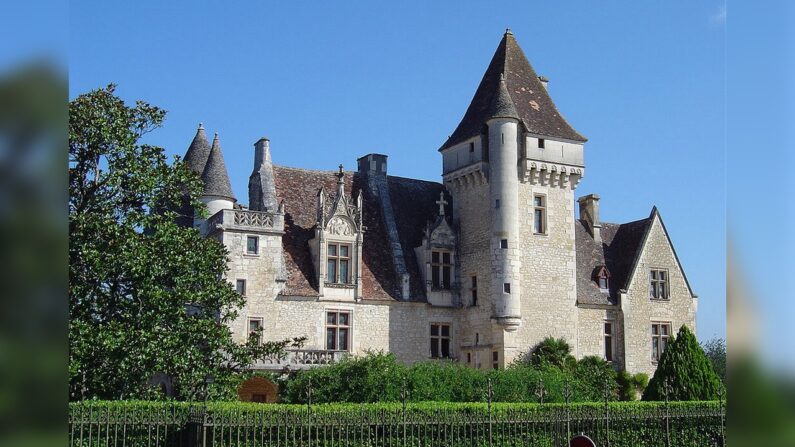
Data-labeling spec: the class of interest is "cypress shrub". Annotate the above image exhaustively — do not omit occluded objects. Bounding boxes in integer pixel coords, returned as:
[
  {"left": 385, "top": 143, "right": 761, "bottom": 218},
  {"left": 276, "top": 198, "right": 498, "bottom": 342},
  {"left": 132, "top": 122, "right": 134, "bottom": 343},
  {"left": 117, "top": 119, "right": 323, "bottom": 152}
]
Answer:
[{"left": 642, "top": 325, "right": 724, "bottom": 401}]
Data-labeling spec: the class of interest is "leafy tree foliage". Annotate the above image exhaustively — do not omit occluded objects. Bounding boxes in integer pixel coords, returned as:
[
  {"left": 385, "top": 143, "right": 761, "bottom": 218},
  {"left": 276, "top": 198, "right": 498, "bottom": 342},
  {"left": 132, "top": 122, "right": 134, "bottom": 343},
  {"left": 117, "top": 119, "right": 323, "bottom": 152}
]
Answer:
[
  {"left": 69, "top": 86, "right": 302, "bottom": 401},
  {"left": 701, "top": 337, "right": 726, "bottom": 382},
  {"left": 617, "top": 371, "right": 648, "bottom": 401},
  {"left": 642, "top": 325, "right": 724, "bottom": 401},
  {"left": 527, "top": 337, "right": 577, "bottom": 370}
]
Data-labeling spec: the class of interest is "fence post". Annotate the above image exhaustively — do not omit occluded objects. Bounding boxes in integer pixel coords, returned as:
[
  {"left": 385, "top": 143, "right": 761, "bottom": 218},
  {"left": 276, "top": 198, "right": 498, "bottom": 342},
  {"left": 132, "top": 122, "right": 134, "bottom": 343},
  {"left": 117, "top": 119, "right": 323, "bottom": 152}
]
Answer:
[
  {"left": 604, "top": 377, "right": 611, "bottom": 447},
  {"left": 400, "top": 377, "right": 407, "bottom": 447},
  {"left": 663, "top": 378, "right": 672, "bottom": 447},
  {"left": 187, "top": 405, "right": 206, "bottom": 447},
  {"left": 535, "top": 380, "right": 546, "bottom": 405},
  {"left": 487, "top": 377, "right": 493, "bottom": 447},
  {"left": 564, "top": 377, "right": 572, "bottom": 444},
  {"left": 718, "top": 386, "right": 725, "bottom": 447}
]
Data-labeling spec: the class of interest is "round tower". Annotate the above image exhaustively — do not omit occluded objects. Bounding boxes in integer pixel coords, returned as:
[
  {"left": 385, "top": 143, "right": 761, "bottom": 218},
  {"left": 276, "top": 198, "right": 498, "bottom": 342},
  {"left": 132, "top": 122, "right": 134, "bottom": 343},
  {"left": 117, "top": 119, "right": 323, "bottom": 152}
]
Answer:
[
  {"left": 196, "top": 133, "right": 236, "bottom": 227},
  {"left": 488, "top": 74, "right": 522, "bottom": 330}
]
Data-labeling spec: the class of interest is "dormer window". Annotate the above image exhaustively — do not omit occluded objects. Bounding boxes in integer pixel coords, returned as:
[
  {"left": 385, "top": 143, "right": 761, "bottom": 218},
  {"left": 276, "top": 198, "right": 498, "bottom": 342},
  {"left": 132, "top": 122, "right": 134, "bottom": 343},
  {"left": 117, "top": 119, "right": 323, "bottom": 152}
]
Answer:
[
  {"left": 431, "top": 250, "right": 452, "bottom": 290},
  {"left": 594, "top": 265, "right": 611, "bottom": 293},
  {"left": 326, "top": 243, "right": 351, "bottom": 284}
]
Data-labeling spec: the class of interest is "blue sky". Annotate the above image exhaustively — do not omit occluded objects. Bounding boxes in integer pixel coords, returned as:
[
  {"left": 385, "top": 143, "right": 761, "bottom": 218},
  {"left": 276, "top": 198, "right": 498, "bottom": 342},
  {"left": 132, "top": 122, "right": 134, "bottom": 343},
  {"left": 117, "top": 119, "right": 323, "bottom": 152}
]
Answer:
[{"left": 69, "top": 1, "right": 728, "bottom": 342}]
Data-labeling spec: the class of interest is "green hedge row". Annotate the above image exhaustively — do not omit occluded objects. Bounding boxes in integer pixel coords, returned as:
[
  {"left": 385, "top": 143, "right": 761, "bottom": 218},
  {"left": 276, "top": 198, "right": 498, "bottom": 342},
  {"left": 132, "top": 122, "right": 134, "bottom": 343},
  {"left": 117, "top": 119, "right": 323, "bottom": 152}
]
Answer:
[
  {"left": 69, "top": 400, "right": 725, "bottom": 447},
  {"left": 279, "top": 352, "right": 619, "bottom": 404}
]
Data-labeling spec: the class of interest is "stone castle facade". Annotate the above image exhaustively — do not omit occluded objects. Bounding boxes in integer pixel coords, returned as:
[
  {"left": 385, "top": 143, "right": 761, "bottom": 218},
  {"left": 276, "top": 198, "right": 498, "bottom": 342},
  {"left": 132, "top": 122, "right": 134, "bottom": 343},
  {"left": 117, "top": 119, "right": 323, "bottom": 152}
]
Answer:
[{"left": 182, "top": 30, "right": 697, "bottom": 377}]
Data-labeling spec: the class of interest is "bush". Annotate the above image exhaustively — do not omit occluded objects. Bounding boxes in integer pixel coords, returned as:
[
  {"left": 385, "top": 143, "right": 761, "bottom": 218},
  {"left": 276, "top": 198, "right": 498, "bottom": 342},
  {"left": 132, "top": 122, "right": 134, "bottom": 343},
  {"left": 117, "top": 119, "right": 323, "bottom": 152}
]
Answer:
[
  {"left": 527, "top": 337, "right": 577, "bottom": 370},
  {"left": 572, "top": 356, "right": 619, "bottom": 401},
  {"left": 617, "top": 371, "right": 648, "bottom": 401},
  {"left": 643, "top": 325, "right": 724, "bottom": 401}
]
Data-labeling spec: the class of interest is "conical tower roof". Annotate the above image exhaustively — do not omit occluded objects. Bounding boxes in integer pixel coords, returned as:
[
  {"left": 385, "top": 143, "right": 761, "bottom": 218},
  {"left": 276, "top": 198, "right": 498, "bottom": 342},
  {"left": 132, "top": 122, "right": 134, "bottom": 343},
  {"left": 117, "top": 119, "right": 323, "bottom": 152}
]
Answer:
[
  {"left": 487, "top": 73, "right": 520, "bottom": 120},
  {"left": 184, "top": 123, "right": 212, "bottom": 174},
  {"left": 440, "top": 30, "right": 586, "bottom": 151},
  {"left": 201, "top": 133, "right": 235, "bottom": 201}
]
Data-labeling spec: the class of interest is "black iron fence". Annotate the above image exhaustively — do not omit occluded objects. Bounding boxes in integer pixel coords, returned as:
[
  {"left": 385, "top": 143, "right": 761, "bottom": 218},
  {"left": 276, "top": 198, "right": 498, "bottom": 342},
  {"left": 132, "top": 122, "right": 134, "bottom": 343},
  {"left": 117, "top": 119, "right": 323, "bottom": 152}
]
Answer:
[{"left": 69, "top": 380, "right": 725, "bottom": 447}]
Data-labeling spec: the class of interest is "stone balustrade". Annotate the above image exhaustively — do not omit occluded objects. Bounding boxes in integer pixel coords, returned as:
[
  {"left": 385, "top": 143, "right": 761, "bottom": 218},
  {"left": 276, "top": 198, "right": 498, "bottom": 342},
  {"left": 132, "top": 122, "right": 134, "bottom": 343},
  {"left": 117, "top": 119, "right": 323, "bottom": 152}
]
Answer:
[{"left": 252, "top": 349, "right": 347, "bottom": 371}]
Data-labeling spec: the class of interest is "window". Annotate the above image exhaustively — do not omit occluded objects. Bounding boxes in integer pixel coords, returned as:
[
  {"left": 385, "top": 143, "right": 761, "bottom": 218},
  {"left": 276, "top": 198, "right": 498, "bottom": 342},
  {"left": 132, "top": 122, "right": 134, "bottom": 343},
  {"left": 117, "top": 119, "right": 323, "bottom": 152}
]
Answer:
[
  {"left": 596, "top": 266, "right": 610, "bottom": 292},
  {"left": 495, "top": 199, "right": 500, "bottom": 209},
  {"left": 325, "top": 311, "right": 351, "bottom": 351},
  {"left": 650, "top": 269, "right": 669, "bottom": 300},
  {"left": 431, "top": 250, "right": 452, "bottom": 290},
  {"left": 248, "top": 317, "right": 263, "bottom": 343},
  {"left": 246, "top": 236, "right": 259, "bottom": 255},
  {"left": 327, "top": 243, "right": 352, "bottom": 284},
  {"left": 534, "top": 195, "right": 546, "bottom": 234},
  {"left": 470, "top": 276, "right": 478, "bottom": 306},
  {"left": 430, "top": 323, "right": 451, "bottom": 358},
  {"left": 500, "top": 239, "right": 508, "bottom": 249},
  {"left": 469, "top": 142, "right": 475, "bottom": 153},
  {"left": 538, "top": 138, "right": 545, "bottom": 149},
  {"left": 503, "top": 283, "right": 511, "bottom": 294},
  {"left": 236, "top": 279, "right": 247, "bottom": 296},
  {"left": 598, "top": 275, "right": 609, "bottom": 290},
  {"left": 604, "top": 321, "right": 614, "bottom": 362},
  {"left": 651, "top": 322, "right": 671, "bottom": 362},
  {"left": 467, "top": 352, "right": 472, "bottom": 364},
  {"left": 492, "top": 351, "right": 499, "bottom": 370}
]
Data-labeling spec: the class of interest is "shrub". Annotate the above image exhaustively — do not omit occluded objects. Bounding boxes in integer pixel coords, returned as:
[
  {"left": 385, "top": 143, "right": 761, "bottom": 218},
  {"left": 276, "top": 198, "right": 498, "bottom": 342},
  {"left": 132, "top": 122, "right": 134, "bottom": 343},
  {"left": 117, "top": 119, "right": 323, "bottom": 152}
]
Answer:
[
  {"left": 528, "top": 337, "right": 577, "bottom": 370},
  {"left": 617, "top": 371, "right": 648, "bottom": 401},
  {"left": 573, "top": 356, "right": 619, "bottom": 401},
  {"left": 643, "top": 325, "right": 724, "bottom": 401}
]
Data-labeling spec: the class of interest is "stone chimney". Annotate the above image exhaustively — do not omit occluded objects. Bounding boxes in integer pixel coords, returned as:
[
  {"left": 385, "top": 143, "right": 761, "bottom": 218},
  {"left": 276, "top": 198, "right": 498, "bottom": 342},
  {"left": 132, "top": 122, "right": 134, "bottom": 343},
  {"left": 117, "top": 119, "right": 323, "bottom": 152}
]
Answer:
[
  {"left": 248, "top": 137, "right": 278, "bottom": 212},
  {"left": 538, "top": 75, "right": 549, "bottom": 91},
  {"left": 577, "top": 194, "right": 601, "bottom": 244},
  {"left": 357, "top": 153, "right": 388, "bottom": 177}
]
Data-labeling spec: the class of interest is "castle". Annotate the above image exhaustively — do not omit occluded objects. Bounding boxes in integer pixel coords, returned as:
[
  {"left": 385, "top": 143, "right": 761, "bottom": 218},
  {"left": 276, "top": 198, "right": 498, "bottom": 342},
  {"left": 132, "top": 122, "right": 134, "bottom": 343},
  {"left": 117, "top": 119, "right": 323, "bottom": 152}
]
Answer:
[{"left": 183, "top": 30, "right": 697, "bottom": 379}]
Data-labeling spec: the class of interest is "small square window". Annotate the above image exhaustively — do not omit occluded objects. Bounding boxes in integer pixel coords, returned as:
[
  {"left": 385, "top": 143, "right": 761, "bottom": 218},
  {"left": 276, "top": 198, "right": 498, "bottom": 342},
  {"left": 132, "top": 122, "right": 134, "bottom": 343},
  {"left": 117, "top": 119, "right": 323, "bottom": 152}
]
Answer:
[
  {"left": 538, "top": 138, "right": 545, "bottom": 149},
  {"left": 246, "top": 236, "right": 259, "bottom": 254},
  {"left": 500, "top": 239, "right": 508, "bottom": 249},
  {"left": 503, "top": 283, "right": 511, "bottom": 294},
  {"left": 236, "top": 279, "right": 246, "bottom": 296}
]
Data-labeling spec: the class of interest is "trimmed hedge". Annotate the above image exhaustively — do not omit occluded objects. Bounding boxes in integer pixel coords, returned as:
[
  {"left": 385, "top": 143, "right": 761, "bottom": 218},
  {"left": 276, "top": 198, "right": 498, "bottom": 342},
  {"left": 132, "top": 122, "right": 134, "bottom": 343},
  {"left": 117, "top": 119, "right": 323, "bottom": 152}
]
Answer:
[
  {"left": 69, "top": 400, "right": 725, "bottom": 447},
  {"left": 281, "top": 352, "right": 619, "bottom": 404}
]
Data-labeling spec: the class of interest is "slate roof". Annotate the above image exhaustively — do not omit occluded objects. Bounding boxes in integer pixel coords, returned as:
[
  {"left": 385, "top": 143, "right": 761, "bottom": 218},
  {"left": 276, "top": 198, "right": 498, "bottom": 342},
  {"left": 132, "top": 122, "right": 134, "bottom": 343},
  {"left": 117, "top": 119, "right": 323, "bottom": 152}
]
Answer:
[
  {"left": 201, "top": 134, "right": 235, "bottom": 200},
  {"left": 184, "top": 123, "right": 211, "bottom": 174},
  {"left": 273, "top": 166, "right": 443, "bottom": 301},
  {"left": 575, "top": 216, "right": 653, "bottom": 305},
  {"left": 487, "top": 74, "right": 520, "bottom": 120},
  {"left": 440, "top": 30, "right": 586, "bottom": 151}
]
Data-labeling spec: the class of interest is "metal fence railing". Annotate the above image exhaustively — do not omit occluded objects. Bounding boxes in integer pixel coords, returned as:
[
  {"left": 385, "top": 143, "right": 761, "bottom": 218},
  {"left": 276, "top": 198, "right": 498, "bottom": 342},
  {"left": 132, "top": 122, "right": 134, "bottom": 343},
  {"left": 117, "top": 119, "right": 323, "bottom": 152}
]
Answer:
[{"left": 69, "top": 380, "right": 726, "bottom": 447}]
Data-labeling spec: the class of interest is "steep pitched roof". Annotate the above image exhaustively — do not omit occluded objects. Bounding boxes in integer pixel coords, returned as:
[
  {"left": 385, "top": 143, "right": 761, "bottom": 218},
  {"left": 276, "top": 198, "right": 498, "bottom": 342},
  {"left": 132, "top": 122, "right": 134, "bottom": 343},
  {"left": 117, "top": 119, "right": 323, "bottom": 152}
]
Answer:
[
  {"left": 486, "top": 74, "right": 520, "bottom": 120},
  {"left": 440, "top": 30, "right": 586, "bottom": 151},
  {"left": 201, "top": 134, "right": 235, "bottom": 200},
  {"left": 575, "top": 216, "right": 653, "bottom": 305},
  {"left": 184, "top": 123, "right": 212, "bottom": 174},
  {"left": 272, "top": 166, "right": 443, "bottom": 301}
]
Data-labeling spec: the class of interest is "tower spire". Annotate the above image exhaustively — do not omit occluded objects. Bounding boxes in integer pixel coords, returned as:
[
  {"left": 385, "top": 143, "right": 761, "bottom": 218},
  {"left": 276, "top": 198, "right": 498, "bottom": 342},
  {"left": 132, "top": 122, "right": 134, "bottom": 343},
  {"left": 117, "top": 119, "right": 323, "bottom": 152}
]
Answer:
[
  {"left": 184, "top": 122, "right": 211, "bottom": 174},
  {"left": 201, "top": 133, "right": 235, "bottom": 201}
]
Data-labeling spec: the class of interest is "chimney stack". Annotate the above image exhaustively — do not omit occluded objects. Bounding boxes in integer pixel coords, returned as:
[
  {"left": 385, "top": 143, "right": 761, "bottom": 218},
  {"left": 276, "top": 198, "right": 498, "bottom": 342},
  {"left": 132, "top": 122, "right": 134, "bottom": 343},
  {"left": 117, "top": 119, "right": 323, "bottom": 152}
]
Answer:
[
  {"left": 577, "top": 194, "right": 601, "bottom": 244},
  {"left": 357, "top": 153, "right": 388, "bottom": 177},
  {"left": 249, "top": 137, "right": 278, "bottom": 212}
]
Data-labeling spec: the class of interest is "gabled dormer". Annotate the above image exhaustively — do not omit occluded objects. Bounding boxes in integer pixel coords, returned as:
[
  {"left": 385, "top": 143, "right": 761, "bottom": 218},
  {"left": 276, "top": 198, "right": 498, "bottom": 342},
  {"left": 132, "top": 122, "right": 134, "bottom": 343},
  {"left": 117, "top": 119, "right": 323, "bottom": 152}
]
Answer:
[
  {"left": 414, "top": 191, "right": 457, "bottom": 307},
  {"left": 309, "top": 166, "right": 365, "bottom": 301}
]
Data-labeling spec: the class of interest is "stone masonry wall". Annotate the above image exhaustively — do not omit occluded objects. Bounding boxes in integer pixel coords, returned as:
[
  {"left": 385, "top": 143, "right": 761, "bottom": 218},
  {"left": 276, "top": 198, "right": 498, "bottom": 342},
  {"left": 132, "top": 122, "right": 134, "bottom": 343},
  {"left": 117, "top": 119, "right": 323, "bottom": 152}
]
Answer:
[
  {"left": 507, "top": 181, "right": 579, "bottom": 364},
  {"left": 621, "top": 216, "right": 697, "bottom": 376}
]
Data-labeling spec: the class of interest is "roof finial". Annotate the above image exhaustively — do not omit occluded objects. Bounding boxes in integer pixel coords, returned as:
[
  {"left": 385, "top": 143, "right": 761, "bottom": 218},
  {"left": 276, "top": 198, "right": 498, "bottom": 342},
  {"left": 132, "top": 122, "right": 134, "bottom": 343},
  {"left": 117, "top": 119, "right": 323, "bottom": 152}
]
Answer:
[
  {"left": 505, "top": 27, "right": 513, "bottom": 35},
  {"left": 213, "top": 132, "right": 219, "bottom": 141},
  {"left": 337, "top": 164, "right": 345, "bottom": 183},
  {"left": 198, "top": 122, "right": 204, "bottom": 130}
]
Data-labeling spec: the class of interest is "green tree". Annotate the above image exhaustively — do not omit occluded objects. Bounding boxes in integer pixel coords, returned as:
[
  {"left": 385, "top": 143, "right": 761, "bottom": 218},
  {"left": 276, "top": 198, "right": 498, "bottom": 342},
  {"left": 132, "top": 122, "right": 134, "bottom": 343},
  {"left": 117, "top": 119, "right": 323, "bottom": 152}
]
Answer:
[
  {"left": 69, "top": 85, "right": 302, "bottom": 401},
  {"left": 702, "top": 337, "right": 726, "bottom": 382},
  {"left": 528, "top": 337, "right": 577, "bottom": 370},
  {"left": 642, "top": 325, "right": 723, "bottom": 401}
]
